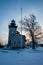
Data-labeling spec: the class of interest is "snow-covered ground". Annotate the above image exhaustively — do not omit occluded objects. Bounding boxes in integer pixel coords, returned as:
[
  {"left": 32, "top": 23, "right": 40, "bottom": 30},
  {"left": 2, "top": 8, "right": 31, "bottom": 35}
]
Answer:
[{"left": 0, "top": 47, "right": 43, "bottom": 65}]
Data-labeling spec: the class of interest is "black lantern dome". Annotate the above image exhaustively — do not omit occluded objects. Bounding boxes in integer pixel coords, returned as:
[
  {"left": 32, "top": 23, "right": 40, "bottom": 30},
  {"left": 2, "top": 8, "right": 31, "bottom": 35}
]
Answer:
[{"left": 9, "top": 19, "right": 17, "bottom": 28}]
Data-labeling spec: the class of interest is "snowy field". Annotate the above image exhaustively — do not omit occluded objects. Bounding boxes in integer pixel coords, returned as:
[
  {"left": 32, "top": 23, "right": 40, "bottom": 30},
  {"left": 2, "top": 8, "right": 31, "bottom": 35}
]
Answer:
[{"left": 0, "top": 47, "right": 43, "bottom": 65}]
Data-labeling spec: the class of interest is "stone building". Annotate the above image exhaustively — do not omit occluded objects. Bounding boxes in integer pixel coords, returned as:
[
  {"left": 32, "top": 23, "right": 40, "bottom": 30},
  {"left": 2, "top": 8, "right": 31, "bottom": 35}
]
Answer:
[{"left": 8, "top": 20, "right": 26, "bottom": 49}]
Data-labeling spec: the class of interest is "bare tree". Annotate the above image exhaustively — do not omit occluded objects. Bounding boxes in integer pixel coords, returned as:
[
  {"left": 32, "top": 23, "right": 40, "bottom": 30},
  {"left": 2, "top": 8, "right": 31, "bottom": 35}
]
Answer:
[{"left": 20, "top": 14, "right": 42, "bottom": 49}]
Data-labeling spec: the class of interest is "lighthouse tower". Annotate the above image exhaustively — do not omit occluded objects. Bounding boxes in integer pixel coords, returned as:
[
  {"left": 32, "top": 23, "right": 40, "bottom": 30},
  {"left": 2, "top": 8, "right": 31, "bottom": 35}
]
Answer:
[{"left": 8, "top": 19, "right": 17, "bottom": 48}]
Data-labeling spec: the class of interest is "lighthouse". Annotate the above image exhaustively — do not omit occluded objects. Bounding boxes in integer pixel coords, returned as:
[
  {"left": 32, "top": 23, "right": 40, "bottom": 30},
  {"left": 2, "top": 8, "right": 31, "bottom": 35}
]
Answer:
[
  {"left": 8, "top": 19, "right": 26, "bottom": 49},
  {"left": 8, "top": 20, "right": 17, "bottom": 48}
]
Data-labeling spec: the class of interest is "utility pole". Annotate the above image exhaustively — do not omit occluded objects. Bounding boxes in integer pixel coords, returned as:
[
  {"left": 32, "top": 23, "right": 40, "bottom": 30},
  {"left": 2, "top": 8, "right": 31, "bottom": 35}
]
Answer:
[{"left": 21, "top": 8, "right": 22, "bottom": 48}]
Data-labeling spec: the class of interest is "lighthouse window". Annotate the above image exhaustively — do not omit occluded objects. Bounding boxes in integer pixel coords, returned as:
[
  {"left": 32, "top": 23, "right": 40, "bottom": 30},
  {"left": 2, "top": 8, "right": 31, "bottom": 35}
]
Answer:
[
  {"left": 12, "top": 32, "right": 14, "bottom": 33},
  {"left": 18, "top": 41, "right": 20, "bottom": 43},
  {"left": 14, "top": 41, "right": 16, "bottom": 44}
]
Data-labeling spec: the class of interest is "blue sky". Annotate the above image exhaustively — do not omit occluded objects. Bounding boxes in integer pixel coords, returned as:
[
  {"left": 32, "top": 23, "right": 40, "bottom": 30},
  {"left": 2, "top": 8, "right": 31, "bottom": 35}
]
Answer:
[{"left": 0, "top": 0, "right": 43, "bottom": 44}]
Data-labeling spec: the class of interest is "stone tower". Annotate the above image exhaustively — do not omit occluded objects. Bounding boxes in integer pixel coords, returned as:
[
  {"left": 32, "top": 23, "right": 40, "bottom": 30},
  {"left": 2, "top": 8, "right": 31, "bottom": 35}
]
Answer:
[{"left": 8, "top": 20, "right": 17, "bottom": 48}]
